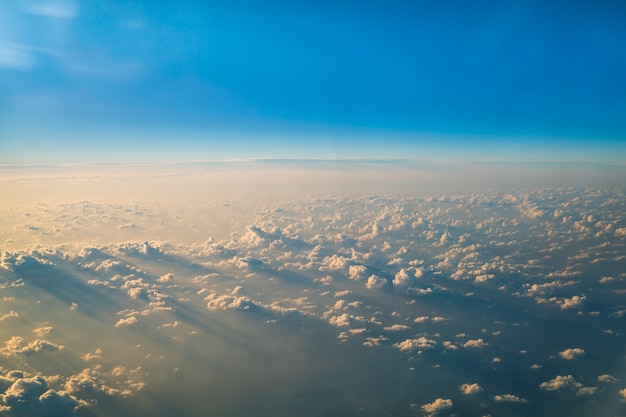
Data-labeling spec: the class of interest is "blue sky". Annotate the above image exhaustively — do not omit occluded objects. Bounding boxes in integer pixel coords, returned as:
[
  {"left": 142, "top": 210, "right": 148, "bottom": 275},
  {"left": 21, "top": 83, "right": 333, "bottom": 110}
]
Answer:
[{"left": 1, "top": 0, "right": 625, "bottom": 163}]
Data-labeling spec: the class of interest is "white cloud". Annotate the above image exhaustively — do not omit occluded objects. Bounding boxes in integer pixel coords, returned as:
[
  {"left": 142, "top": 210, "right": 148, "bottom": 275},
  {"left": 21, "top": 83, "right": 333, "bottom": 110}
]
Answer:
[
  {"left": 1, "top": 336, "right": 64, "bottom": 356},
  {"left": 348, "top": 265, "right": 367, "bottom": 281},
  {"left": 463, "top": 338, "right": 488, "bottom": 349},
  {"left": 65, "top": 368, "right": 124, "bottom": 398},
  {"left": 383, "top": 324, "right": 411, "bottom": 331},
  {"left": 32, "top": 326, "right": 53, "bottom": 336},
  {"left": 158, "top": 273, "right": 175, "bottom": 283},
  {"left": 81, "top": 348, "right": 104, "bottom": 361},
  {"left": 393, "top": 337, "right": 437, "bottom": 352},
  {"left": 392, "top": 268, "right": 416, "bottom": 292},
  {"left": 0, "top": 311, "right": 18, "bottom": 321},
  {"left": 597, "top": 374, "right": 618, "bottom": 383},
  {"left": 443, "top": 341, "right": 458, "bottom": 350},
  {"left": 205, "top": 293, "right": 261, "bottom": 312},
  {"left": 493, "top": 393, "right": 527, "bottom": 403},
  {"left": 362, "top": 336, "right": 388, "bottom": 347},
  {"left": 1, "top": 373, "right": 80, "bottom": 416},
  {"left": 365, "top": 275, "right": 388, "bottom": 289},
  {"left": 114, "top": 316, "right": 138, "bottom": 327},
  {"left": 540, "top": 374, "right": 597, "bottom": 396},
  {"left": 320, "top": 254, "right": 351, "bottom": 271},
  {"left": 421, "top": 398, "right": 452, "bottom": 415},
  {"left": 328, "top": 313, "right": 365, "bottom": 327},
  {"left": 560, "top": 295, "right": 585, "bottom": 310},
  {"left": 459, "top": 383, "right": 482, "bottom": 395},
  {"left": 559, "top": 348, "right": 585, "bottom": 360}
]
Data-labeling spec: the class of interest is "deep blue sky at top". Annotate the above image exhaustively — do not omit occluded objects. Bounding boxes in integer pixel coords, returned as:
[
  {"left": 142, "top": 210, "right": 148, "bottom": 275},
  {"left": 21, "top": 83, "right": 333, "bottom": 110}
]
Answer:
[{"left": 1, "top": 0, "right": 625, "bottom": 163}]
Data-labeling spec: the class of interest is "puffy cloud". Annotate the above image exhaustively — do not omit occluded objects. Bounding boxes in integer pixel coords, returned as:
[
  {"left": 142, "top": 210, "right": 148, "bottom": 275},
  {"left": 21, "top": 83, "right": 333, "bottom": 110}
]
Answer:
[
  {"left": 383, "top": 324, "right": 411, "bottom": 331},
  {"left": 81, "top": 348, "right": 104, "bottom": 361},
  {"left": 348, "top": 265, "right": 367, "bottom": 281},
  {"left": 560, "top": 295, "right": 585, "bottom": 310},
  {"left": 393, "top": 337, "right": 437, "bottom": 352},
  {"left": 392, "top": 269, "right": 416, "bottom": 292},
  {"left": 362, "top": 336, "right": 388, "bottom": 347},
  {"left": 459, "top": 383, "right": 483, "bottom": 395},
  {"left": 0, "top": 311, "right": 18, "bottom": 321},
  {"left": 559, "top": 348, "right": 585, "bottom": 360},
  {"left": 540, "top": 375, "right": 578, "bottom": 391},
  {"left": 328, "top": 314, "right": 366, "bottom": 327},
  {"left": 540, "top": 375, "right": 597, "bottom": 396},
  {"left": 320, "top": 254, "right": 351, "bottom": 271},
  {"left": 421, "top": 398, "right": 452, "bottom": 415},
  {"left": 0, "top": 373, "right": 80, "bottom": 417},
  {"left": 235, "top": 256, "right": 265, "bottom": 270},
  {"left": 443, "top": 341, "right": 458, "bottom": 350},
  {"left": 65, "top": 368, "right": 129, "bottom": 398},
  {"left": 493, "top": 394, "right": 527, "bottom": 403},
  {"left": 463, "top": 338, "right": 488, "bottom": 349},
  {"left": 620, "top": 388, "right": 626, "bottom": 400},
  {"left": 157, "top": 273, "right": 175, "bottom": 283},
  {"left": 32, "top": 327, "right": 53, "bottom": 337},
  {"left": 536, "top": 294, "right": 586, "bottom": 310},
  {"left": 365, "top": 275, "right": 388, "bottom": 289},
  {"left": 597, "top": 374, "right": 618, "bottom": 383},
  {"left": 205, "top": 293, "right": 261, "bottom": 312},
  {"left": 115, "top": 241, "right": 165, "bottom": 259},
  {"left": 1, "top": 336, "right": 63, "bottom": 356},
  {"left": 114, "top": 316, "right": 138, "bottom": 327}
]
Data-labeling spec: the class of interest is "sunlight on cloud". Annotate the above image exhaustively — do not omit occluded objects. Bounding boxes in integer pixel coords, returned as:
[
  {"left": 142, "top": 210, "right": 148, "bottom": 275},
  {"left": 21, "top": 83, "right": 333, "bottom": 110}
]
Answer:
[{"left": 0, "top": 161, "right": 625, "bottom": 416}]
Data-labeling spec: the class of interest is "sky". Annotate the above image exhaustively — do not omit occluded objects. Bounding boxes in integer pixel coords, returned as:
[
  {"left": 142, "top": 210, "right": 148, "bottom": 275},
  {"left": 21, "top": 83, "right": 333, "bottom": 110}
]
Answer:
[{"left": 1, "top": 0, "right": 625, "bottom": 163}]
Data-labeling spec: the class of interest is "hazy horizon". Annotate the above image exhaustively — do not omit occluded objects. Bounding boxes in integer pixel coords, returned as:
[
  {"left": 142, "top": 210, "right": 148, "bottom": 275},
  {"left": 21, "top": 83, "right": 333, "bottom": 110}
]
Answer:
[{"left": 1, "top": 1, "right": 625, "bottom": 416}]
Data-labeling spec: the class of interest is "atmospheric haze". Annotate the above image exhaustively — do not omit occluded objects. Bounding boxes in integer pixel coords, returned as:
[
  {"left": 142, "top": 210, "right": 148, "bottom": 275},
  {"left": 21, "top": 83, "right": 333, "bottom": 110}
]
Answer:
[
  {"left": 1, "top": 1, "right": 626, "bottom": 415},
  {"left": 1, "top": 161, "right": 625, "bottom": 417}
]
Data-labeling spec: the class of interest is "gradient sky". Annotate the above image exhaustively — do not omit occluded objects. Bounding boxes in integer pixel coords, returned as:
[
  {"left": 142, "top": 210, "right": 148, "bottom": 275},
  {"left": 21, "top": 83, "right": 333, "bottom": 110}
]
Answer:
[{"left": 1, "top": 0, "right": 625, "bottom": 163}]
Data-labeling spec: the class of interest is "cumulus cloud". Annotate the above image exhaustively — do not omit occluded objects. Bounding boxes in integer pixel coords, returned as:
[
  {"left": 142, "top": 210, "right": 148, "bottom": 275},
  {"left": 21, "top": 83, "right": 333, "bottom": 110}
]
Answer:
[
  {"left": 365, "top": 275, "right": 388, "bottom": 289},
  {"left": 158, "top": 273, "right": 175, "bottom": 283},
  {"left": 328, "top": 314, "right": 366, "bottom": 327},
  {"left": 348, "top": 265, "right": 367, "bottom": 281},
  {"left": 393, "top": 337, "right": 437, "bottom": 352},
  {"left": 463, "top": 338, "right": 488, "bottom": 349},
  {"left": 421, "top": 398, "right": 452, "bottom": 416},
  {"left": 383, "top": 324, "right": 411, "bottom": 331},
  {"left": 540, "top": 375, "right": 597, "bottom": 396},
  {"left": 32, "top": 327, "right": 53, "bottom": 337},
  {"left": 362, "top": 336, "right": 388, "bottom": 347},
  {"left": 1, "top": 337, "right": 63, "bottom": 356},
  {"left": 597, "top": 374, "right": 618, "bottom": 383},
  {"left": 205, "top": 293, "right": 261, "bottom": 312},
  {"left": 1, "top": 374, "right": 80, "bottom": 417},
  {"left": 0, "top": 311, "right": 18, "bottom": 321},
  {"left": 559, "top": 348, "right": 585, "bottom": 360},
  {"left": 560, "top": 295, "right": 585, "bottom": 310},
  {"left": 114, "top": 316, "right": 138, "bottom": 327},
  {"left": 493, "top": 393, "right": 527, "bottom": 403},
  {"left": 65, "top": 367, "right": 134, "bottom": 399},
  {"left": 392, "top": 269, "right": 417, "bottom": 292},
  {"left": 460, "top": 383, "right": 483, "bottom": 395}
]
